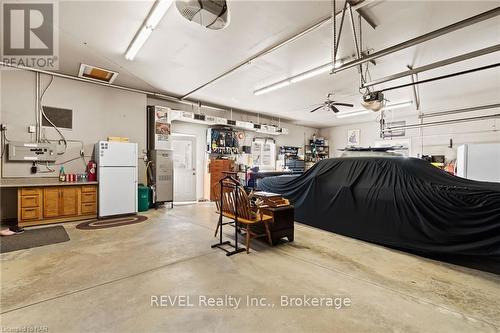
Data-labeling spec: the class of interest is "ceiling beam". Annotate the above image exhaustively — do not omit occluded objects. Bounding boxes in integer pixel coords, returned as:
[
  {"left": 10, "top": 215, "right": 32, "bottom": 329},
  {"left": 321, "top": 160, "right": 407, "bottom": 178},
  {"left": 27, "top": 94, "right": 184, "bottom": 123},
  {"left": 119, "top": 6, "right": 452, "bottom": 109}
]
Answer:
[
  {"left": 347, "top": 0, "right": 376, "bottom": 29},
  {"left": 356, "top": 8, "right": 376, "bottom": 29}
]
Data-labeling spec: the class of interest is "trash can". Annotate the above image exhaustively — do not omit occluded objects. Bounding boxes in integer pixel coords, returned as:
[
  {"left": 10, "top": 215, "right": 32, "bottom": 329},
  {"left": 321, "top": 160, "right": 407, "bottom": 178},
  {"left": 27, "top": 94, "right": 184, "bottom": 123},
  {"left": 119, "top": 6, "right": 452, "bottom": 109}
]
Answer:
[{"left": 138, "top": 185, "right": 149, "bottom": 212}]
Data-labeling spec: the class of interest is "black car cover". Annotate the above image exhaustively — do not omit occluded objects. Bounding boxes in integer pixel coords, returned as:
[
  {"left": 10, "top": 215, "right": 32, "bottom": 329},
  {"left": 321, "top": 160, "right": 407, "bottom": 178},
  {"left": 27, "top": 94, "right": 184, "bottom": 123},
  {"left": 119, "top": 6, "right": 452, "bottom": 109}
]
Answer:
[{"left": 258, "top": 157, "right": 500, "bottom": 274}]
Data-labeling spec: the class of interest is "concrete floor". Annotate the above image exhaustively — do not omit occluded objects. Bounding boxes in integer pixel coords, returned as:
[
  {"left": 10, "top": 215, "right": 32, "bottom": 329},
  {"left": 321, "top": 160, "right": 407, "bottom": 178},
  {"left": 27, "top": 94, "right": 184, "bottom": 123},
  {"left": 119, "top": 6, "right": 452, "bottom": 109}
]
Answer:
[{"left": 1, "top": 203, "right": 499, "bottom": 332}]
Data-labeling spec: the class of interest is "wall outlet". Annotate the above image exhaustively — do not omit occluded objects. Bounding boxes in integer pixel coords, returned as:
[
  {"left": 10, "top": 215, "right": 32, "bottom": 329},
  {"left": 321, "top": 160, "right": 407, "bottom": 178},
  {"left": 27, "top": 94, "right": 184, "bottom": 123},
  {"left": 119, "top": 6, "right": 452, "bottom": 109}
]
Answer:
[{"left": 28, "top": 125, "right": 36, "bottom": 133}]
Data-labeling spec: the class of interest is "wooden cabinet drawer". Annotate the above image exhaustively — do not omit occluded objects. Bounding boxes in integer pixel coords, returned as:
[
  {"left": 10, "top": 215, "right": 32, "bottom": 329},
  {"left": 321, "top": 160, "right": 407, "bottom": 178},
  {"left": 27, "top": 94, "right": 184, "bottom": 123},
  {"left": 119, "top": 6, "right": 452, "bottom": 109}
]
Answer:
[
  {"left": 81, "top": 202, "right": 96, "bottom": 214},
  {"left": 21, "top": 195, "right": 40, "bottom": 208},
  {"left": 81, "top": 191, "right": 96, "bottom": 203},
  {"left": 21, "top": 188, "right": 41, "bottom": 196},
  {"left": 81, "top": 185, "right": 97, "bottom": 193},
  {"left": 21, "top": 207, "right": 41, "bottom": 220}
]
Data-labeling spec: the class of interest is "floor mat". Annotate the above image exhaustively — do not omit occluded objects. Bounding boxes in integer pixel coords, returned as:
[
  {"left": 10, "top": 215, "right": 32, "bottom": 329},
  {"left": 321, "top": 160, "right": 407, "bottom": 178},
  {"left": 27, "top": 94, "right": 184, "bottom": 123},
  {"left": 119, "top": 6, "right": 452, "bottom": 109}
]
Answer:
[
  {"left": 76, "top": 215, "right": 148, "bottom": 230},
  {"left": 0, "top": 226, "right": 70, "bottom": 253}
]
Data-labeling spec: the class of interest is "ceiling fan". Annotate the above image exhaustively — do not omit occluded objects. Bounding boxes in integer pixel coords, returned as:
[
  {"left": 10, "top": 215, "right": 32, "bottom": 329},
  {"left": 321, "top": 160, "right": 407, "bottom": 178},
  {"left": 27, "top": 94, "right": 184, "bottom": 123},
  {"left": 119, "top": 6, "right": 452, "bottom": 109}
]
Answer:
[{"left": 309, "top": 93, "right": 354, "bottom": 114}]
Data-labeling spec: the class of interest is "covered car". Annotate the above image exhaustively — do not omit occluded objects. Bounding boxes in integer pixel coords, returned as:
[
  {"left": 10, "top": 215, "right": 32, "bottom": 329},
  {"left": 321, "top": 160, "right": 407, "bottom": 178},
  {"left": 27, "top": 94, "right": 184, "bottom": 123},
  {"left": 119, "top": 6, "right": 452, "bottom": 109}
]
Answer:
[{"left": 259, "top": 157, "right": 500, "bottom": 273}]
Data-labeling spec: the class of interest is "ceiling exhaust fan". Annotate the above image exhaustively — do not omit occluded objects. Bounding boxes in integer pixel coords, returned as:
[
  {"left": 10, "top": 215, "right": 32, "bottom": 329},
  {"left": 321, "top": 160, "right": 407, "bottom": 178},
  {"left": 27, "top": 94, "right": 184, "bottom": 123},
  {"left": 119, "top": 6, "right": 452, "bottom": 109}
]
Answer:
[{"left": 309, "top": 93, "right": 354, "bottom": 114}]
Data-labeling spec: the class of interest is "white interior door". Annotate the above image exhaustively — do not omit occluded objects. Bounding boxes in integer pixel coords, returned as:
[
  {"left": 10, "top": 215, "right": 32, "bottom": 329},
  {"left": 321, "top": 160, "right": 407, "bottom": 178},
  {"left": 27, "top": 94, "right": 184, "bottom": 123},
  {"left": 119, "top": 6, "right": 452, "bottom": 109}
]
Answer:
[{"left": 172, "top": 135, "right": 196, "bottom": 202}]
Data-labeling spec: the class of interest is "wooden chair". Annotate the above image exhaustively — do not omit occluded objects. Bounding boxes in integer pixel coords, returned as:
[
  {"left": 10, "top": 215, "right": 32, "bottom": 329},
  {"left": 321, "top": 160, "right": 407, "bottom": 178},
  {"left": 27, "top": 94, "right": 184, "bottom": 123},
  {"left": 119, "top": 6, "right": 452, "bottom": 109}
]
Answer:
[
  {"left": 212, "top": 181, "right": 273, "bottom": 253},
  {"left": 212, "top": 180, "right": 234, "bottom": 237}
]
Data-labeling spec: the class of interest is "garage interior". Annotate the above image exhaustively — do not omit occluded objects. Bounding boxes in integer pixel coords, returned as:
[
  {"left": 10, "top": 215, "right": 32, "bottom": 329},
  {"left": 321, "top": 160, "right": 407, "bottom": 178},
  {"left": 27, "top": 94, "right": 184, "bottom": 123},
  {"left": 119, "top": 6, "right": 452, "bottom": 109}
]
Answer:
[{"left": 0, "top": 0, "right": 499, "bottom": 332}]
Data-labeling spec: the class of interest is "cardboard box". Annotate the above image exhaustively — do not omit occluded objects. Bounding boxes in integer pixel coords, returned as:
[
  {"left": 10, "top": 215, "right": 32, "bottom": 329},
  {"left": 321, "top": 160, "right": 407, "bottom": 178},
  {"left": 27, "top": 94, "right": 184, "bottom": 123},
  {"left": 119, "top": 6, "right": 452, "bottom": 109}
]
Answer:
[{"left": 107, "top": 136, "right": 129, "bottom": 142}]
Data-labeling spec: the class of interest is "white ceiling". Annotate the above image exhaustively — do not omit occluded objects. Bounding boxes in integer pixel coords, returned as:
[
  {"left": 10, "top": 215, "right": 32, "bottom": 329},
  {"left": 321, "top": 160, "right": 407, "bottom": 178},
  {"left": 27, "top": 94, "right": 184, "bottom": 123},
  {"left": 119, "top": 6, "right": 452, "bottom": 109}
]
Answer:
[{"left": 55, "top": 0, "right": 500, "bottom": 128}]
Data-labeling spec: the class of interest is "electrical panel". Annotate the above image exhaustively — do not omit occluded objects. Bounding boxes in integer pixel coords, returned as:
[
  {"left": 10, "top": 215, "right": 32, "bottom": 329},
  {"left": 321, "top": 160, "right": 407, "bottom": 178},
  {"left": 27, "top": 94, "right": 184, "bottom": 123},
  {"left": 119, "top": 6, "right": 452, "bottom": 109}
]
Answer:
[{"left": 8, "top": 142, "right": 57, "bottom": 162}]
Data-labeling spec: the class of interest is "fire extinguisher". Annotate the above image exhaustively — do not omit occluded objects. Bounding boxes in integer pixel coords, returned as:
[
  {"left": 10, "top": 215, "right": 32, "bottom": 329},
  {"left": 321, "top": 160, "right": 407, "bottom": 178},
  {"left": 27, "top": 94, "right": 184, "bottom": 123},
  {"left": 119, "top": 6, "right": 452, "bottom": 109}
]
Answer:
[{"left": 87, "top": 160, "right": 97, "bottom": 181}]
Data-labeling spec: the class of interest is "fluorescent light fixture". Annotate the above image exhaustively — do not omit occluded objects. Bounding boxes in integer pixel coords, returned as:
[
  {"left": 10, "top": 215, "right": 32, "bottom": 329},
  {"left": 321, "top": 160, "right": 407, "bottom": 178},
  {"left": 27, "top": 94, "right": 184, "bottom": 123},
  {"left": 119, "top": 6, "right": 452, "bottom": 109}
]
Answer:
[
  {"left": 147, "top": 0, "right": 173, "bottom": 27},
  {"left": 125, "top": 28, "right": 152, "bottom": 61},
  {"left": 125, "top": 0, "right": 173, "bottom": 61},
  {"left": 383, "top": 100, "right": 413, "bottom": 111},
  {"left": 254, "top": 57, "right": 350, "bottom": 96},
  {"left": 336, "top": 110, "right": 371, "bottom": 119},
  {"left": 254, "top": 80, "right": 291, "bottom": 96},
  {"left": 290, "top": 64, "right": 332, "bottom": 83},
  {"left": 335, "top": 101, "right": 413, "bottom": 119}
]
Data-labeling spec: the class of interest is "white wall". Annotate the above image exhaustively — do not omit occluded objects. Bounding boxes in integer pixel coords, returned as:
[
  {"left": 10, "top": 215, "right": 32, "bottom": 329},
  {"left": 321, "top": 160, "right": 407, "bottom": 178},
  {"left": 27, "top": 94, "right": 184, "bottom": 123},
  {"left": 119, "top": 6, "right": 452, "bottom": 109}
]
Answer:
[
  {"left": 0, "top": 70, "right": 148, "bottom": 220},
  {"left": 1, "top": 69, "right": 148, "bottom": 180},
  {"left": 320, "top": 109, "right": 500, "bottom": 158}
]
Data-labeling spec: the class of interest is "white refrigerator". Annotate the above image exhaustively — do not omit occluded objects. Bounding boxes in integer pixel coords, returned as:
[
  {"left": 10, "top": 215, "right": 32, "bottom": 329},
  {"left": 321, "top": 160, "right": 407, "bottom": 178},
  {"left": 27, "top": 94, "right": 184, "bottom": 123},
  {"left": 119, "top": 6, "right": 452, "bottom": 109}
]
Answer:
[
  {"left": 456, "top": 143, "right": 500, "bottom": 183},
  {"left": 95, "top": 141, "right": 138, "bottom": 217}
]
